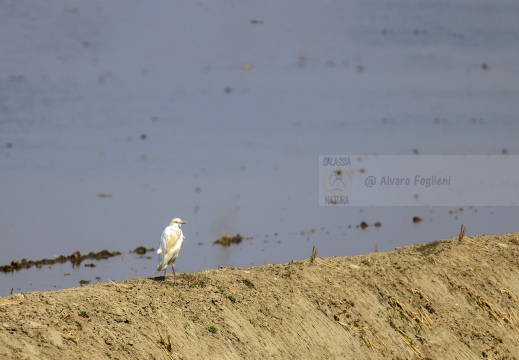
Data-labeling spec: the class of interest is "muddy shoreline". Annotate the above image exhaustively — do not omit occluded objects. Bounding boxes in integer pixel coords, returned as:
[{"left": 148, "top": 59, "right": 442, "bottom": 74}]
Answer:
[{"left": 1, "top": 232, "right": 518, "bottom": 359}]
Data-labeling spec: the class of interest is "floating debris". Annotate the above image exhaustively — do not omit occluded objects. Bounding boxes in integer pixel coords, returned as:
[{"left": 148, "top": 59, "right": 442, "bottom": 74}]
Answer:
[
  {"left": 0, "top": 250, "right": 121, "bottom": 272},
  {"left": 97, "top": 193, "right": 112, "bottom": 198},
  {"left": 132, "top": 246, "right": 153, "bottom": 255},
  {"left": 214, "top": 234, "right": 244, "bottom": 247},
  {"left": 359, "top": 221, "right": 369, "bottom": 229},
  {"left": 412, "top": 216, "right": 422, "bottom": 223},
  {"left": 215, "top": 234, "right": 231, "bottom": 246}
]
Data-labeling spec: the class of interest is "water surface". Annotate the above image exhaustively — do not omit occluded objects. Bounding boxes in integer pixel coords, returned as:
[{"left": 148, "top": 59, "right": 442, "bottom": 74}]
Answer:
[{"left": 1, "top": 1, "right": 518, "bottom": 296}]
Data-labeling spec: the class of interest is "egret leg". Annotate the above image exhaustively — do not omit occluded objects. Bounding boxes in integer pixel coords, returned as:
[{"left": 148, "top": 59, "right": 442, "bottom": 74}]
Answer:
[
  {"left": 172, "top": 263, "right": 176, "bottom": 284},
  {"left": 163, "top": 268, "right": 166, "bottom": 280}
]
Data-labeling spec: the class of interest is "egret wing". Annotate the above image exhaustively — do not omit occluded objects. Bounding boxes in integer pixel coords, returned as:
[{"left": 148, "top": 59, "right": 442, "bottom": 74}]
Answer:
[
  {"left": 156, "top": 229, "right": 169, "bottom": 271},
  {"left": 156, "top": 227, "right": 183, "bottom": 271}
]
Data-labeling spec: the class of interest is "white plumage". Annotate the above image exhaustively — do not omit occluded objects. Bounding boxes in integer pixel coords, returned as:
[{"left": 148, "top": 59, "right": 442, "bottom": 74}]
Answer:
[{"left": 156, "top": 217, "right": 187, "bottom": 283}]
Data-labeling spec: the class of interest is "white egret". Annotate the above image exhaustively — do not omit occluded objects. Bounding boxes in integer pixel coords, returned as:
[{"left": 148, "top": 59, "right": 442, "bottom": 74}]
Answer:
[{"left": 156, "top": 218, "right": 187, "bottom": 283}]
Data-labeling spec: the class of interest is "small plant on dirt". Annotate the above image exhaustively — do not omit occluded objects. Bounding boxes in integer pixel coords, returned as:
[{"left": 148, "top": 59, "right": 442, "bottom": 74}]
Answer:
[
  {"left": 217, "top": 285, "right": 236, "bottom": 303},
  {"left": 78, "top": 309, "right": 89, "bottom": 318},
  {"left": 109, "top": 279, "right": 121, "bottom": 292},
  {"left": 183, "top": 273, "right": 208, "bottom": 288},
  {"left": 259, "top": 306, "right": 271, "bottom": 317},
  {"left": 282, "top": 270, "right": 292, "bottom": 278},
  {"left": 208, "top": 325, "right": 218, "bottom": 334},
  {"left": 353, "top": 318, "right": 361, "bottom": 328},
  {"left": 251, "top": 308, "right": 273, "bottom": 329},
  {"left": 289, "top": 260, "right": 303, "bottom": 265},
  {"left": 388, "top": 315, "right": 397, "bottom": 329}
]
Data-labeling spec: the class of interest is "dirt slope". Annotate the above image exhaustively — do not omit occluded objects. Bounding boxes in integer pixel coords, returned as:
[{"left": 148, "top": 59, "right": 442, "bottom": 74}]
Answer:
[{"left": 1, "top": 232, "right": 519, "bottom": 359}]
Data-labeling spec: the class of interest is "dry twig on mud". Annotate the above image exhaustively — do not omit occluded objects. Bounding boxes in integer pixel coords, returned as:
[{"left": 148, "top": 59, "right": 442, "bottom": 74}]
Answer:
[
  {"left": 337, "top": 320, "right": 351, "bottom": 330},
  {"left": 464, "top": 237, "right": 489, "bottom": 249},
  {"left": 457, "top": 225, "right": 489, "bottom": 249},
  {"left": 389, "top": 297, "right": 430, "bottom": 329},
  {"left": 310, "top": 246, "right": 317, "bottom": 262},
  {"left": 336, "top": 318, "right": 375, "bottom": 350},
  {"left": 427, "top": 254, "right": 442, "bottom": 265},
  {"left": 315, "top": 258, "right": 340, "bottom": 270},
  {"left": 0, "top": 300, "right": 24, "bottom": 306},
  {"left": 375, "top": 333, "right": 389, "bottom": 352},
  {"left": 158, "top": 329, "right": 173, "bottom": 359},
  {"left": 310, "top": 246, "right": 340, "bottom": 270},
  {"left": 411, "top": 288, "right": 431, "bottom": 303},
  {"left": 420, "top": 307, "right": 434, "bottom": 327},
  {"left": 336, "top": 319, "right": 368, "bottom": 333},
  {"left": 397, "top": 328, "right": 422, "bottom": 358},
  {"left": 62, "top": 331, "right": 79, "bottom": 345},
  {"left": 362, "top": 336, "right": 374, "bottom": 350},
  {"left": 500, "top": 288, "right": 519, "bottom": 303},
  {"left": 477, "top": 297, "right": 511, "bottom": 324},
  {"left": 389, "top": 297, "right": 411, "bottom": 320},
  {"left": 458, "top": 224, "right": 466, "bottom": 241}
]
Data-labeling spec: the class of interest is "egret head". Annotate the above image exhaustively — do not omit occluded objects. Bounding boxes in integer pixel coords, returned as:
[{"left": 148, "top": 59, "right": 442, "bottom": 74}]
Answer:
[{"left": 170, "top": 217, "right": 187, "bottom": 226}]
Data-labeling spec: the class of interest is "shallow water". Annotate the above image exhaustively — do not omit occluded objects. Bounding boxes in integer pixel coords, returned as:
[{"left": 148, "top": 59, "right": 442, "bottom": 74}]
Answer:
[{"left": 1, "top": 1, "right": 519, "bottom": 296}]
